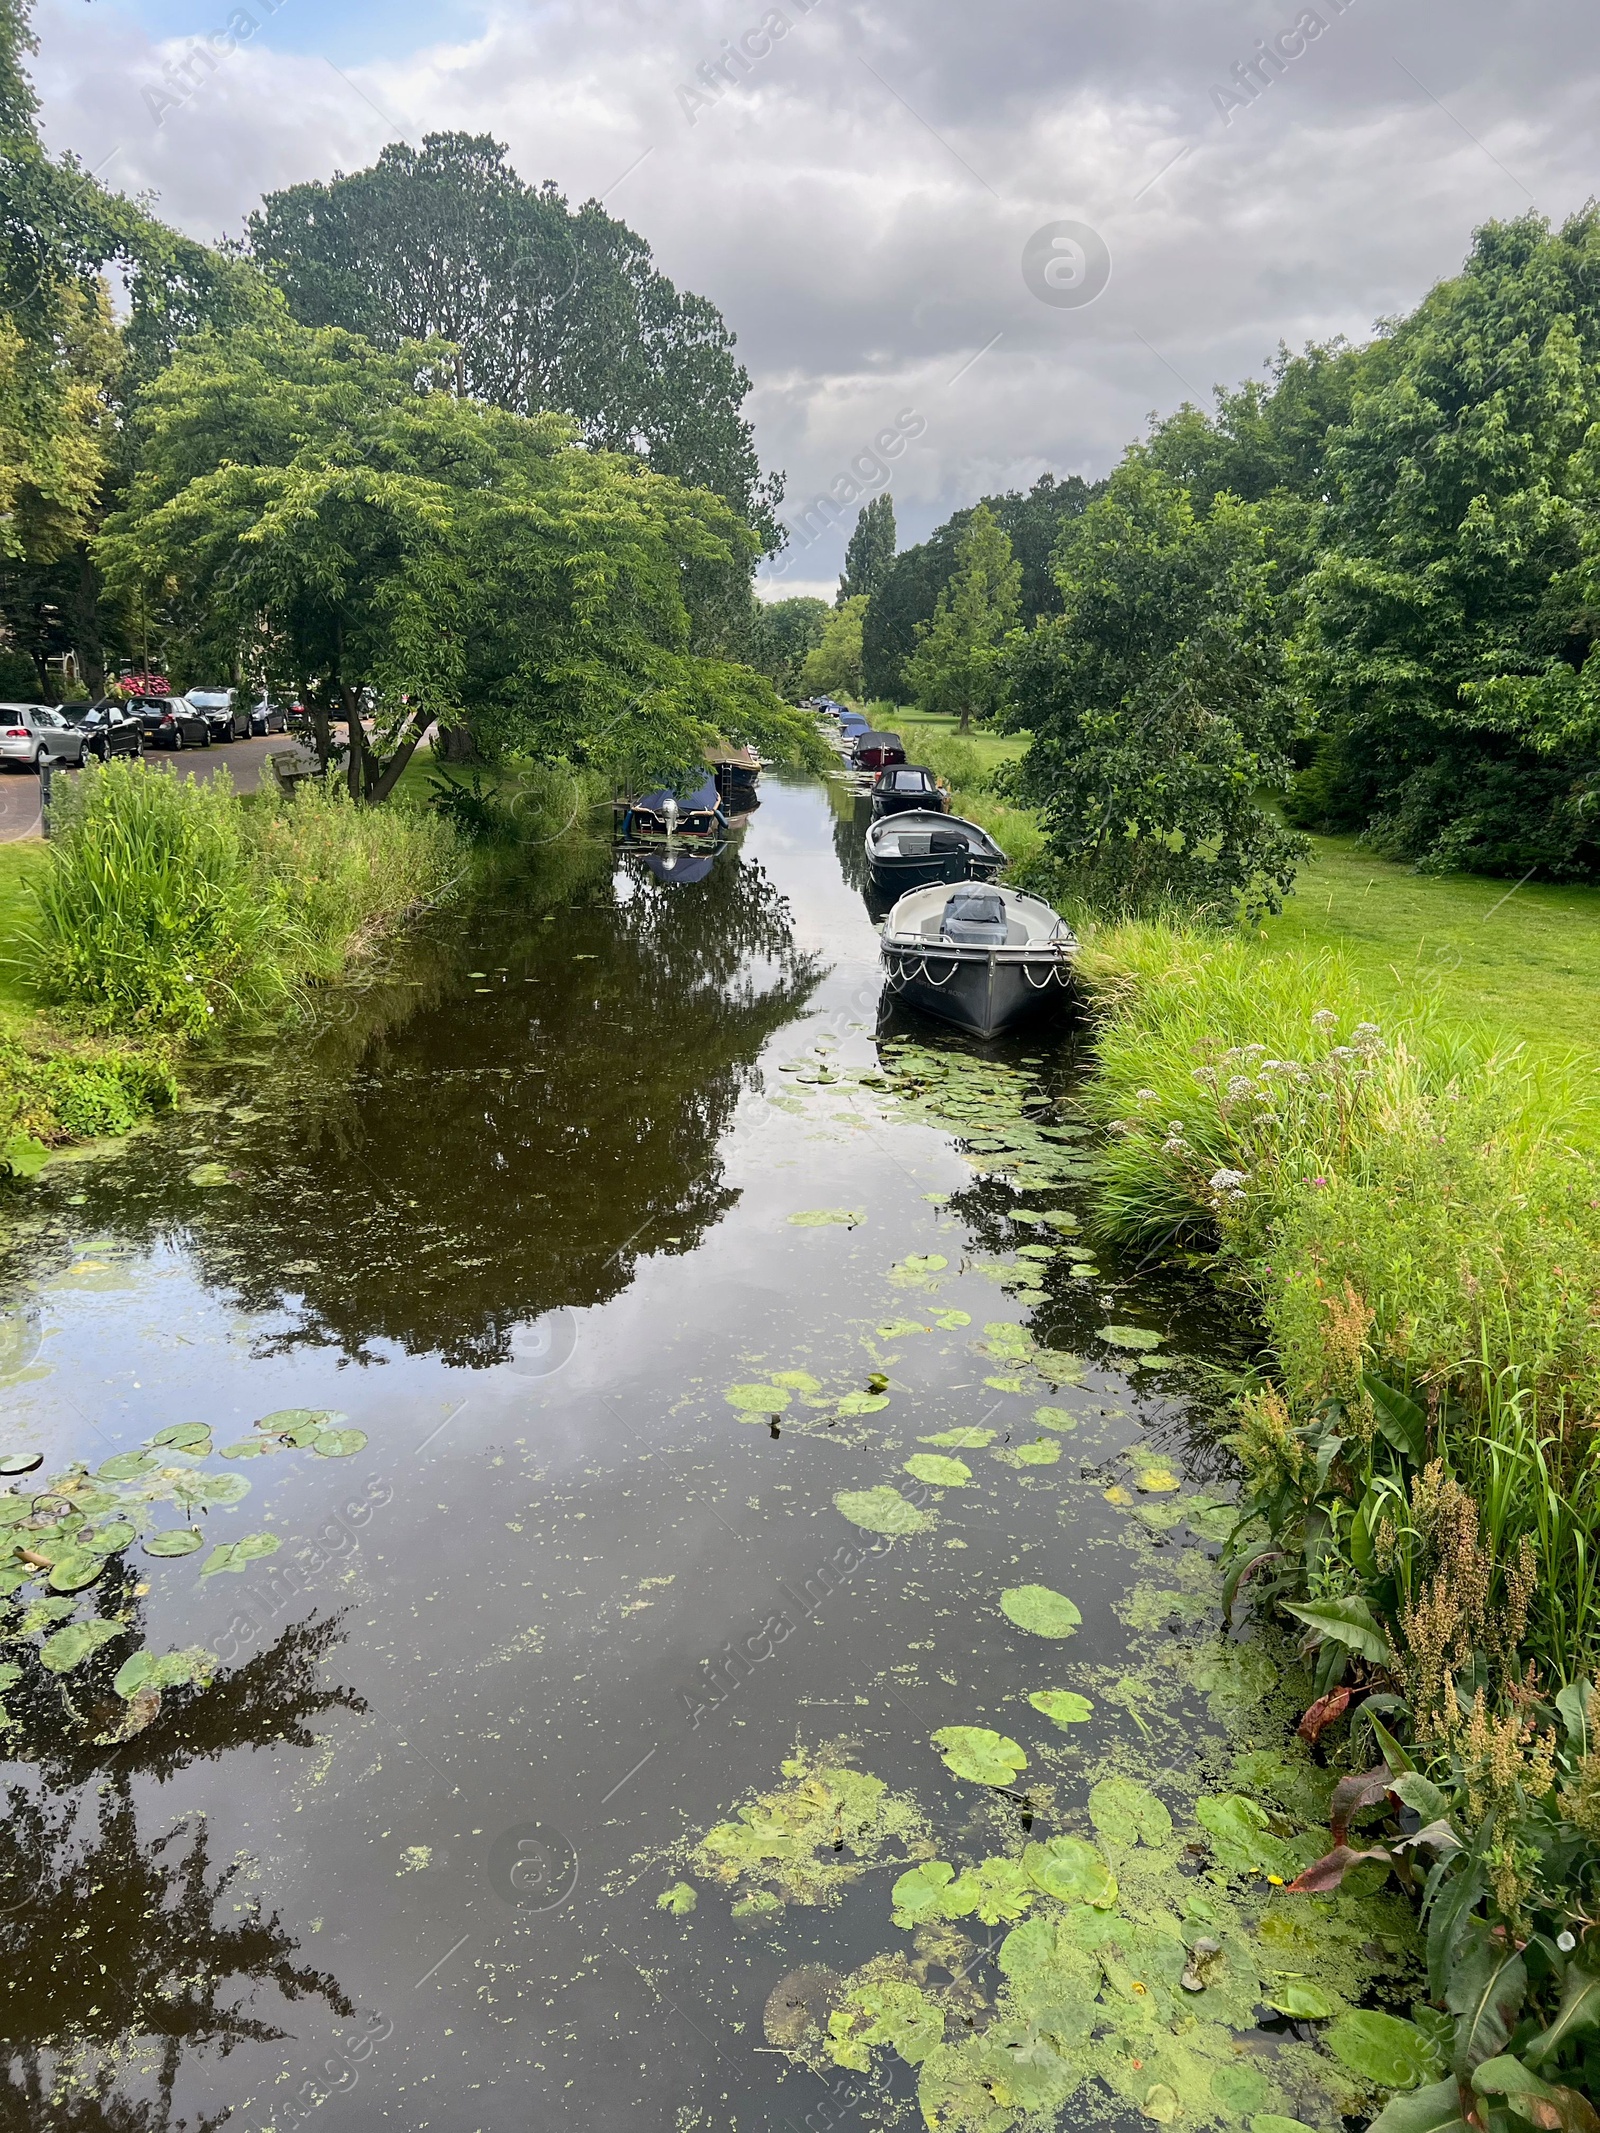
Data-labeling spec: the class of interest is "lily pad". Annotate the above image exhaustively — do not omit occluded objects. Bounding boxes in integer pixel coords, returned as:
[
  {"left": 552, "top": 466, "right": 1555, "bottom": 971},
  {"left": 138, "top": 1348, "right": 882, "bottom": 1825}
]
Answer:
[
  {"left": 84, "top": 1521, "right": 137, "bottom": 1555},
  {"left": 834, "top": 1486, "right": 933, "bottom": 1536},
  {"left": 891, "top": 1860, "right": 957, "bottom": 1929},
  {"left": 1325, "top": 2010, "right": 1440, "bottom": 2089},
  {"left": 113, "top": 1645, "right": 216, "bottom": 1700},
  {"left": 1133, "top": 1461, "right": 1181, "bottom": 1493},
  {"left": 789, "top": 1209, "right": 863, "bottom": 1227},
  {"left": 1000, "top": 1584, "right": 1082, "bottom": 1638},
  {"left": 96, "top": 1451, "right": 158, "bottom": 1482},
  {"left": 1032, "top": 1406, "right": 1078, "bottom": 1432},
  {"left": 874, "top": 1320, "right": 927, "bottom": 1340},
  {"left": 0, "top": 1452, "right": 42, "bottom": 1476},
  {"left": 1024, "top": 1834, "right": 1116, "bottom": 1906},
  {"left": 1088, "top": 1776, "right": 1172, "bottom": 1848},
  {"left": 836, "top": 1391, "right": 890, "bottom": 1416},
  {"left": 150, "top": 1423, "right": 210, "bottom": 1451},
  {"left": 144, "top": 1527, "right": 204, "bottom": 1556},
  {"left": 1034, "top": 1351, "right": 1086, "bottom": 1383},
  {"left": 984, "top": 1376, "right": 1031, "bottom": 1394},
  {"left": 311, "top": 1428, "right": 367, "bottom": 1458},
  {"left": 1099, "top": 1325, "right": 1164, "bottom": 1351},
  {"left": 219, "top": 1439, "right": 274, "bottom": 1459},
  {"left": 187, "top": 1162, "right": 231, "bottom": 1187},
  {"left": 657, "top": 1882, "right": 697, "bottom": 1915},
  {"left": 931, "top": 1725, "right": 1027, "bottom": 1787},
  {"left": 1267, "top": 1981, "right": 1333, "bottom": 2020},
  {"left": 39, "top": 1618, "right": 125, "bottom": 1673},
  {"left": 175, "top": 1472, "right": 250, "bottom": 1508},
  {"left": 725, "top": 1383, "right": 793, "bottom": 1416},
  {"left": 920, "top": 1429, "right": 995, "bottom": 1449},
  {"left": 903, "top": 1454, "right": 971, "bottom": 1488},
  {"left": 890, "top": 1254, "right": 948, "bottom": 1286},
  {"left": 931, "top": 1310, "right": 971, "bottom": 1330},
  {"left": 772, "top": 1370, "right": 823, "bottom": 1393},
  {"left": 200, "top": 1533, "right": 281, "bottom": 1577},
  {"left": 995, "top": 1438, "right": 1061, "bottom": 1468},
  {"left": 1028, "top": 1689, "right": 1093, "bottom": 1729},
  {"left": 47, "top": 1548, "right": 104, "bottom": 1592}
]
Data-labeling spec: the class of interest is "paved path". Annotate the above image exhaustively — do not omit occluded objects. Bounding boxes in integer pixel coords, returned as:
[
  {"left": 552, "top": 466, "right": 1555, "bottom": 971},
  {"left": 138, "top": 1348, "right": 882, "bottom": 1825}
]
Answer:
[{"left": 0, "top": 736, "right": 316, "bottom": 843}]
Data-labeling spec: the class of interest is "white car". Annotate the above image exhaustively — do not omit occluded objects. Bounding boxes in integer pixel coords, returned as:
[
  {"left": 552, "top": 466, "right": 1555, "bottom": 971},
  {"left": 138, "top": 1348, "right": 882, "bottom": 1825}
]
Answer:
[{"left": 0, "top": 703, "right": 89, "bottom": 771}]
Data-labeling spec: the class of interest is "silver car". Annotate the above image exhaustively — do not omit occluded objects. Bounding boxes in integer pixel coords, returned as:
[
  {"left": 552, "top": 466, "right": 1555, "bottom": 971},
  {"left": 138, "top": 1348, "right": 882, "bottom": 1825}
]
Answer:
[{"left": 0, "top": 703, "right": 89, "bottom": 771}]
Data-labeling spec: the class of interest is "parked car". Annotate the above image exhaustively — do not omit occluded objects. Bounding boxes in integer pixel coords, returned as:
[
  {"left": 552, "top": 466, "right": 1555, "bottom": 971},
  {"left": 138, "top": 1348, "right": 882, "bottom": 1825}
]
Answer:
[
  {"left": 0, "top": 703, "right": 90, "bottom": 771},
  {"left": 57, "top": 699, "right": 144, "bottom": 761},
  {"left": 138, "top": 696, "right": 213, "bottom": 750},
  {"left": 185, "top": 686, "right": 249, "bottom": 741},
  {"left": 248, "top": 696, "right": 290, "bottom": 736}
]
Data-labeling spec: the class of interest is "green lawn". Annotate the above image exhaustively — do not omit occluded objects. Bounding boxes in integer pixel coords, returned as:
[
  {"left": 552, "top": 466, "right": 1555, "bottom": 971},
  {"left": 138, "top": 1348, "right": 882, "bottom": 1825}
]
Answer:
[
  {"left": 1265, "top": 834, "right": 1600, "bottom": 1066},
  {"left": 878, "top": 708, "right": 1030, "bottom": 775}
]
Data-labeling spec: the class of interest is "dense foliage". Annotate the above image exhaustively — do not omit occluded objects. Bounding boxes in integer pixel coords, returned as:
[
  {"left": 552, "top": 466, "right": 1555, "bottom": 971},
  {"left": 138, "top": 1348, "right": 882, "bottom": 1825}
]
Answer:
[
  {"left": 903, "top": 502, "right": 1019, "bottom": 734},
  {"left": 247, "top": 133, "right": 782, "bottom": 550},
  {"left": 838, "top": 494, "right": 896, "bottom": 603}
]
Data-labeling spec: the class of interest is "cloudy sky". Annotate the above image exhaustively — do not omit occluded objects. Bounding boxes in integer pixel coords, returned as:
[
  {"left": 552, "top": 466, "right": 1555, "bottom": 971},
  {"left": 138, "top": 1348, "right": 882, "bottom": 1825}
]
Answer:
[{"left": 33, "top": 0, "right": 1599, "bottom": 596}]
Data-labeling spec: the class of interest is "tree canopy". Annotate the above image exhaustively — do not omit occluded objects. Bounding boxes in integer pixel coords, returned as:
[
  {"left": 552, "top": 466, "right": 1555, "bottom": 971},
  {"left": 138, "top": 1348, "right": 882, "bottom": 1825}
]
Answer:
[
  {"left": 247, "top": 133, "right": 783, "bottom": 550},
  {"left": 800, "top": 594, "right": 867, "bottom": 701},
  {"left": 99, "top": 319, "right": 823, "bottom": 798},
  {"left": 904, "top": 503, "right": 1020, "bottom": 732},
  {"left": 839, "top": 494, "right": 896, "bottom": 603}
]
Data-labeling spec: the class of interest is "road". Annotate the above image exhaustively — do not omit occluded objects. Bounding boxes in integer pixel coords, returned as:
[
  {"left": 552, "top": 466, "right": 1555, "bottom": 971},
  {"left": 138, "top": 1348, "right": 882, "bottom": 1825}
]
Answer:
[{"left": 0, "top": 735, "right": 317, "bottom": 844}]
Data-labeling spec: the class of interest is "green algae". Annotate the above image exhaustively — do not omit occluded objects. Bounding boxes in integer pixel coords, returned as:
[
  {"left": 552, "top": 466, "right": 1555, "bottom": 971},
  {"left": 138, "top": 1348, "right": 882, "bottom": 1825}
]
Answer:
[{"left": 688, "top": 1746, "right": 928, "bottom": 1913}]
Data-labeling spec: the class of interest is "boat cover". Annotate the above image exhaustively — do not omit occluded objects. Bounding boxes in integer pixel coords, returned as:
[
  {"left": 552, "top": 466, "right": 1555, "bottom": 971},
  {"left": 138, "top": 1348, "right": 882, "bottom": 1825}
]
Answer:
[{"left": 940, "top": 886, "right": 1010, "bottom": 946}]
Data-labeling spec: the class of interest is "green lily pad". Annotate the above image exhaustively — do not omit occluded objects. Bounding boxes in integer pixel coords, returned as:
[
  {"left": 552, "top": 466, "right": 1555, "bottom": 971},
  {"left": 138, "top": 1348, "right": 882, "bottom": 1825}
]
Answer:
[
  {"left": 920, "top": 1429, "right": 995, "bottom": 1449},
  {"left": 47, "top": 1548, "right": 104, "bottom": 1592},
  {"left": 834, "top": 1486, "right": 934, "bottom": 1536},
  {"left": 187, "top": 1162, "right": 231, "bottom": 1188},
  {"left": 983, "top": 1376, "right": 1031, "bottom": 1394},
  {"left": 836, "top": 1391, "right": 890, "bottom": 1416},
  {"left": 1034, "top": 1351, "right": 1086, "bottom": 1383},
  {"left": 1088, "top": 1776, "right": 1172, "bottom": 1847},
  {"left": 875, "top": 1320, "right": 927, "bottom": 1339},
  {"left": 1023, "top": 1834, "right": 1116, "bottom": 1906},
  {"left": 772, "top": 1370, "right": 823, "bottom": 1393},
  {"left": 1133, "top": 1461, "right": 1181, "bottom": 1493},
  {"left": 891, "top": 1860, "right": 958, "bottom": 1928},
  {"left": 96, "top": 1451, "right": 158, "bottom": 1482},
  {"left": 725, "top": 1383, "right": 793, "bottom": 1416},
  {"left": 1325, "top": 2010, "right": 1440, "bottom": 2089},
  {"left": 1028, "top": 1689, "right": 1093, "bottom": 1729},
  {"left": 1267, "top": 1982, "right": 1333, "bottom": 2020},
  {"left": 39, "top": 1618, "right": 125, "bottom": 1673},
  {"left": 903, "top": 1454, "right": 971, "bottom": 1488},
  {"left": 931, "top": 1725, "right": 1027, "bottom": 1786},
  {"left": 144, "top": 1528, "right": 204, "bottom": 1557},
  {"left": 200, "top": 1533, "right": 281, "bottom": 1577},
  {"left": 890, "top": 1254, "right": 948, "bottom": 1286},
  {"left": 1099, "top": 1325, "right": 1164, "bottom": 1351},
  {"left": 789, "top": 1209, "right": 863, "bottom": 1227},
  {"left": 1213, "top": 2065, "right": 1271, "bottom": 2114},
  {"left": 85, "top": 1521, "right": 137, "bottom": 1555},
  {"left": 256, "top": 1407, "right": 340, "bottom": 1433},
  {"left": 150, "top": 1423, "right": 210, "bottom": 1451},
  {"left": 995, "top": 1438, "right": 1060, "bottom": 1468},
  {"left": 0, "top": 1452, "right": 42, "bottom": 1476},
  {"left": 931, "top": 1311, "right": 971, "bottom": 1330},
  {"left": 175, "top": 1472, "right": 250, "bottom": 1508},
  {"left": 1000, "top": 1584, "right": 1082, "bottom": 1638},
  {"left": 311, "top": 1428, "right": 367, "bottom": 1458},
  {"left": 113, "top": 1644, "right": 216, "bottom": 1700},
  {"left": 656, "top": 1882, "right": 697, "bottom": 1915},
  {"left": 1031, "top": 1406, "right": 1078, "bottom": 1432},
  {"left": 220, "top": 1439, "right": 274, "bottom": 1459}
]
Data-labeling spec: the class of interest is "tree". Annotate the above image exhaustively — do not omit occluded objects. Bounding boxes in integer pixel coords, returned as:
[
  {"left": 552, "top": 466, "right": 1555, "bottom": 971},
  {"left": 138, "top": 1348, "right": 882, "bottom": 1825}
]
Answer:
[
  {"left": 904, "top": 503, "right": 1019, "bottom": 733},
  {"left": 744, "top": 595, "right": 828, "bottom": 698},
  {"left": 247, "top": 134, "right": 783, "bottom": 550},
  {"left": 98, "top": 318, "right": 823, "bottom": 800},
  {"left": 1008, "top": 461, "right": 1307, "bottom": 917},
  {"left": 799, "top": 594, "right": 867, "bottom": 700},
  {"left": 838, "top": 494, "right": 896, "bottom": 603},
  {"left": 861, "top": 473, "right": 1092, "bottom": 699}
]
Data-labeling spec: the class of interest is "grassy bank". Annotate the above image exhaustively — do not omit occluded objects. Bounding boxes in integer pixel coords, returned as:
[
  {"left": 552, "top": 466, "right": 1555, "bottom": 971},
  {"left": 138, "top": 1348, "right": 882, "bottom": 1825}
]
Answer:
[
  {"left": 868, "top": 707, "right": 1050, "bottom": 883},
  {"left": 1073, "top": 916, "right": 1600, "bottom": 2112},
  {"left": 1, "top": 764, "right": 465, "bottom": 1175}
]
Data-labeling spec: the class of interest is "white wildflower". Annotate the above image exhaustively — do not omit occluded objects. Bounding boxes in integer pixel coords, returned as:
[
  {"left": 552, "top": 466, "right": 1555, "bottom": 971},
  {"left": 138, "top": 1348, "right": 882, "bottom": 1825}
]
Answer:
[
  {"left": 1311, "top": 1008, "right": 1337, "bottom": 1030},
  {"left": 1352, "top": 1021, "right": 1386, "bottom": 1053},
  {"left": 1226, "top": 1076, "right": 1256, "bottom": 1101},
  {"left": 1210, "top": 1168, "right": 1249, "bottom": 1192},
  {"left": 1135, "top": 1088, "right": 1160, "bottom": 1103}
]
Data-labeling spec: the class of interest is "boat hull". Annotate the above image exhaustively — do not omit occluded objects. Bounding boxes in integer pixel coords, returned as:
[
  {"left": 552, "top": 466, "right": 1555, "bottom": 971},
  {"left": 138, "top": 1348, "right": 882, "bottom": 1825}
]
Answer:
[
  {"left": 882, "top": 943, "right": 1070, "bottom": 1036},
  {"left": 869, "top": 848, "right": 1002, "bottom": 894}
]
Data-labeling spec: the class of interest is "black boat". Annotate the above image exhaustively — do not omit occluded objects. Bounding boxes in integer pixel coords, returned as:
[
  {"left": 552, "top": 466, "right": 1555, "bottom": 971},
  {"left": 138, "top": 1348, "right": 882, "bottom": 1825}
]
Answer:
[
  {"left": 880, "top": 881, "right": 1075, "bottom": 1036},
  {"left": 871, "top": 764, "right": 947, "bottom": 817},
  {"left": 706, "top": 744, "right": 762, "bottom": 810},
  {"left": 866, "top": 810, "right": 1006, "bottom": 892},
  {"left": 620, "top": 775, "right": 727, "bottom": 841}
]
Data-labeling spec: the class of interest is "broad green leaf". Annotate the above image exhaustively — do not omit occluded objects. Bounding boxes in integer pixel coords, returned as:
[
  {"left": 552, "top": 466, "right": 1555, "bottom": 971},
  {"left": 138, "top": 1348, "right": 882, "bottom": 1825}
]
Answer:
[
  {"left": 200, "top": 1533, "right": 280, "bottom": 1577},
  {"left": 1365, "top": 2078, "right": 1474, "bottom": 2133},
  {"left": 96, "top": 1451, "right": 158, "bottom": 1482},
  {"left": 1000, "top": 1585, "right": 1081, "bottom": 1638},
  {"left": 995, "top": 1438, "right": 1061, "bottom": 1468},
  {"left": 904, "top": 1455, "right": 971, "bottom": 1488},
  {"left": 39, "top": 1618, "right": 124, "bottom": 1673},
  {"left": 150, "top": 1423, "right": 210, "bottom": 1451},
  {"left": 1023, "top": 1834, "right": 1115, "bottom": 1905},
  {"left": 1555, "top": 1683, "right": 1590, "bottom": 1756},
  {"left": 931, "top": 1725, "right": 1027, "bottom": 1787},
  {"left": 1089, "top": 1776, "right": 1172, "bottom": 1848},
  {"left": 47, "top": 1548, "right": 104, "bottom": 1593},
  {"left": 1527, "top": 1964, "right": 1600, "bottom": 2065},
  {"left": 1266, "top": 1982, "right": 1333, "bottom": 2019},
  {"left": 874, "top": 1321, "right": 927, "bottom": 1340},
  {"left": 834, "top": 1486, "right": 933, "bottom": 1536},
  {"left": 1283, "top": 1594, "right": 1395, "bottom": 1666},
  {"left": 1254, "top": 2117, "right": 1320, "bottom": 2133},
  {"left": 1197, "top": 1792, "right": 1296, "bottom": 1876},
  {"left": 0, "top": 1452, "right": 43, "bottom": 1476},
  {"left": 771, "top": 1371, "right": 823, "bottom": 1392},
  {"left": 1327, "top": 2009, "right": 1443, "bottom": 2089},
  {"left": 891, "top": 1860, "right": 957, "bottom": 1928},
  {"left": 836, "top": 1391, "right": 890, "bottom": 1416},
  {"left": 1027, "top": 1689, "right": 1093, "bottom": 1729},
  {"left": 724, "top": 1383, "right": 792, "bottom": 1415},
  {"left": 1099, "top": 1325, "right": 1163, "bottom": 1351},
  {"left": 311, "top": 1428, "right": 367, "bottom": 1458},
  {"left": 220, "top": 1439, "right": 274, "bottom": 1459},
  {"left": 256, "top": 1407, "right": 342, "bottom": 1433},
  {"left": 113, "top": 1645, "right": 216, "bottom": 1700},
  {"left": 84, "top": 1521, "right": 137, "bottom": 1555},
  {"left": 656, "top": 1882, "right": 697, "bottom": 1915},
  {"left": 175, "top": 1472, "right": 250, "bottom": 1509},
  {"left": 1392, "top": 1772, "right": 1451, "bottom": 1825},
  {"left": 143, "top": 1528, "right": 203, "bottom": 1557},
  {"left": 1364, "top": 1374, "right": 1428, "bottom": 1465},
  {"left": 1031, "top": 1406, "right": 1077, "bottom": 1432},
  {"left": 941, "top": 1856, "right": 1036, "bottom": 1925}
]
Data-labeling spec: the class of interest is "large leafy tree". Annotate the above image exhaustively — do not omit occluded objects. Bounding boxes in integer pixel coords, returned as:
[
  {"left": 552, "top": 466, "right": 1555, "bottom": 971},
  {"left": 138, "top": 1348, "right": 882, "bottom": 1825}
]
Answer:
[
  {"left": 98, "top": 319, "right": 822, "bottom": 799},
  {"left": 1295, "top": 209, "right": 1600, "bottom": 875},
  {"left": 862, "top": 473, "right": 1091, "bottom": 700},
  {"left": 904, "top": 503, "right": 1020, "bottom": 733},
  {"left": 838, "top": 494, "right": 896, "bottom": 602},
  {"left": 799, "top": 595, "right": 867, "bottom": 701},
  {"left": 247, "top": 134, "right": 783, "bottom": 551},
  {"left": 1008, "top": 461, "right": 1306, "bottom": 916}
]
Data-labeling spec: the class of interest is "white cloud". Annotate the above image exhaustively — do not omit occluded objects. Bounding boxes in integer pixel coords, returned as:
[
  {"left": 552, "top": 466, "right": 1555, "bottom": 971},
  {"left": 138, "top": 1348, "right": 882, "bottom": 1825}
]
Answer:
[{"left": 34, "top": 0, "right": 1600, "bottom": 584}]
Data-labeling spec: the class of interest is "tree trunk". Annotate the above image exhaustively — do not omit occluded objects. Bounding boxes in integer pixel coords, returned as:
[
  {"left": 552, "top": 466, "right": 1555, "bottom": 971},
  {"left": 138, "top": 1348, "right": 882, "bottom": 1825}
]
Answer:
[
  {"left": 436, "top": 723, "right": 478, "bottom": 764},
  {"left": 958, "top": 705, "right": 972, "bottom": 734}
]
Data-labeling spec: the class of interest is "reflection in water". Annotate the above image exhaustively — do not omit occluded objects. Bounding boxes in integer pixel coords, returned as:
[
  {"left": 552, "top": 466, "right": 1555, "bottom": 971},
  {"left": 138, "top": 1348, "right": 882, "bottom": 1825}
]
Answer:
[
  {"left": 0, "top": 1610, "right": 361, "bottom": 2133},
  {"left": 10, "top": 826, "right": 823, "bottom": 1370}
]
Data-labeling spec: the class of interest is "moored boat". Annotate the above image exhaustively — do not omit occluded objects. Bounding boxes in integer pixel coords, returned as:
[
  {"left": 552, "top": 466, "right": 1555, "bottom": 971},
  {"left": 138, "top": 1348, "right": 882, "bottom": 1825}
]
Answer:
[
  {"left": 852, "top": 731, "right": 906, "bottom": 773},
  {"left": 870, "top": 765, "right": 947, "bottom": 818},
  {"left": 866, "top": 810, "right": 1005, "bottom": 892},
  {"left": 880, "top": 881, "right": 1074, "bottom": 1036},
  {"left": 620, "top": 775, "right": 727, "bottom": 841}
]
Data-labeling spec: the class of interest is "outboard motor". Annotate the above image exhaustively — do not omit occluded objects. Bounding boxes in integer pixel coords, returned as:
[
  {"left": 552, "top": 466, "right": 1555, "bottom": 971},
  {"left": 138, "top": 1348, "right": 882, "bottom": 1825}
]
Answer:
[{"left": 940, "top": 886, "right": 1008, "bottom": 946}]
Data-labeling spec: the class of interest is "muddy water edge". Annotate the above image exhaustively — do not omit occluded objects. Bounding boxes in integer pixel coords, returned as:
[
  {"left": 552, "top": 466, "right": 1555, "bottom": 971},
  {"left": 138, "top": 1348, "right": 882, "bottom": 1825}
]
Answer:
[{"left": 0, "top": 773, "right": 1425, "bottom": 2132}]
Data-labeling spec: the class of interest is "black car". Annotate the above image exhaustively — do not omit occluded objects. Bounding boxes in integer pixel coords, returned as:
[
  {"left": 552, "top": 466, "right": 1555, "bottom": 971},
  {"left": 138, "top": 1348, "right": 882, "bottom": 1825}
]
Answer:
[
  {"left": 138, "top": 696, "right": 213, "bottom": 749},
  {"left": 58, "top": 700, "right": 144, "bottom": 761},
  {"left": 186, "top": 687, "right": 249, "bottom": 741},
  {"left": 248, "top": 697, "right": 290, "bottom": 736}
]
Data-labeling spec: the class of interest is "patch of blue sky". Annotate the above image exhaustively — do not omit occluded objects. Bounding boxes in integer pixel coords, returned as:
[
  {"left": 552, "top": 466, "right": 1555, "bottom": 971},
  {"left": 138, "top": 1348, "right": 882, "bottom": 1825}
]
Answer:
[{"left": 96, "top": 0, "right": 488, "bottom": 69}]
